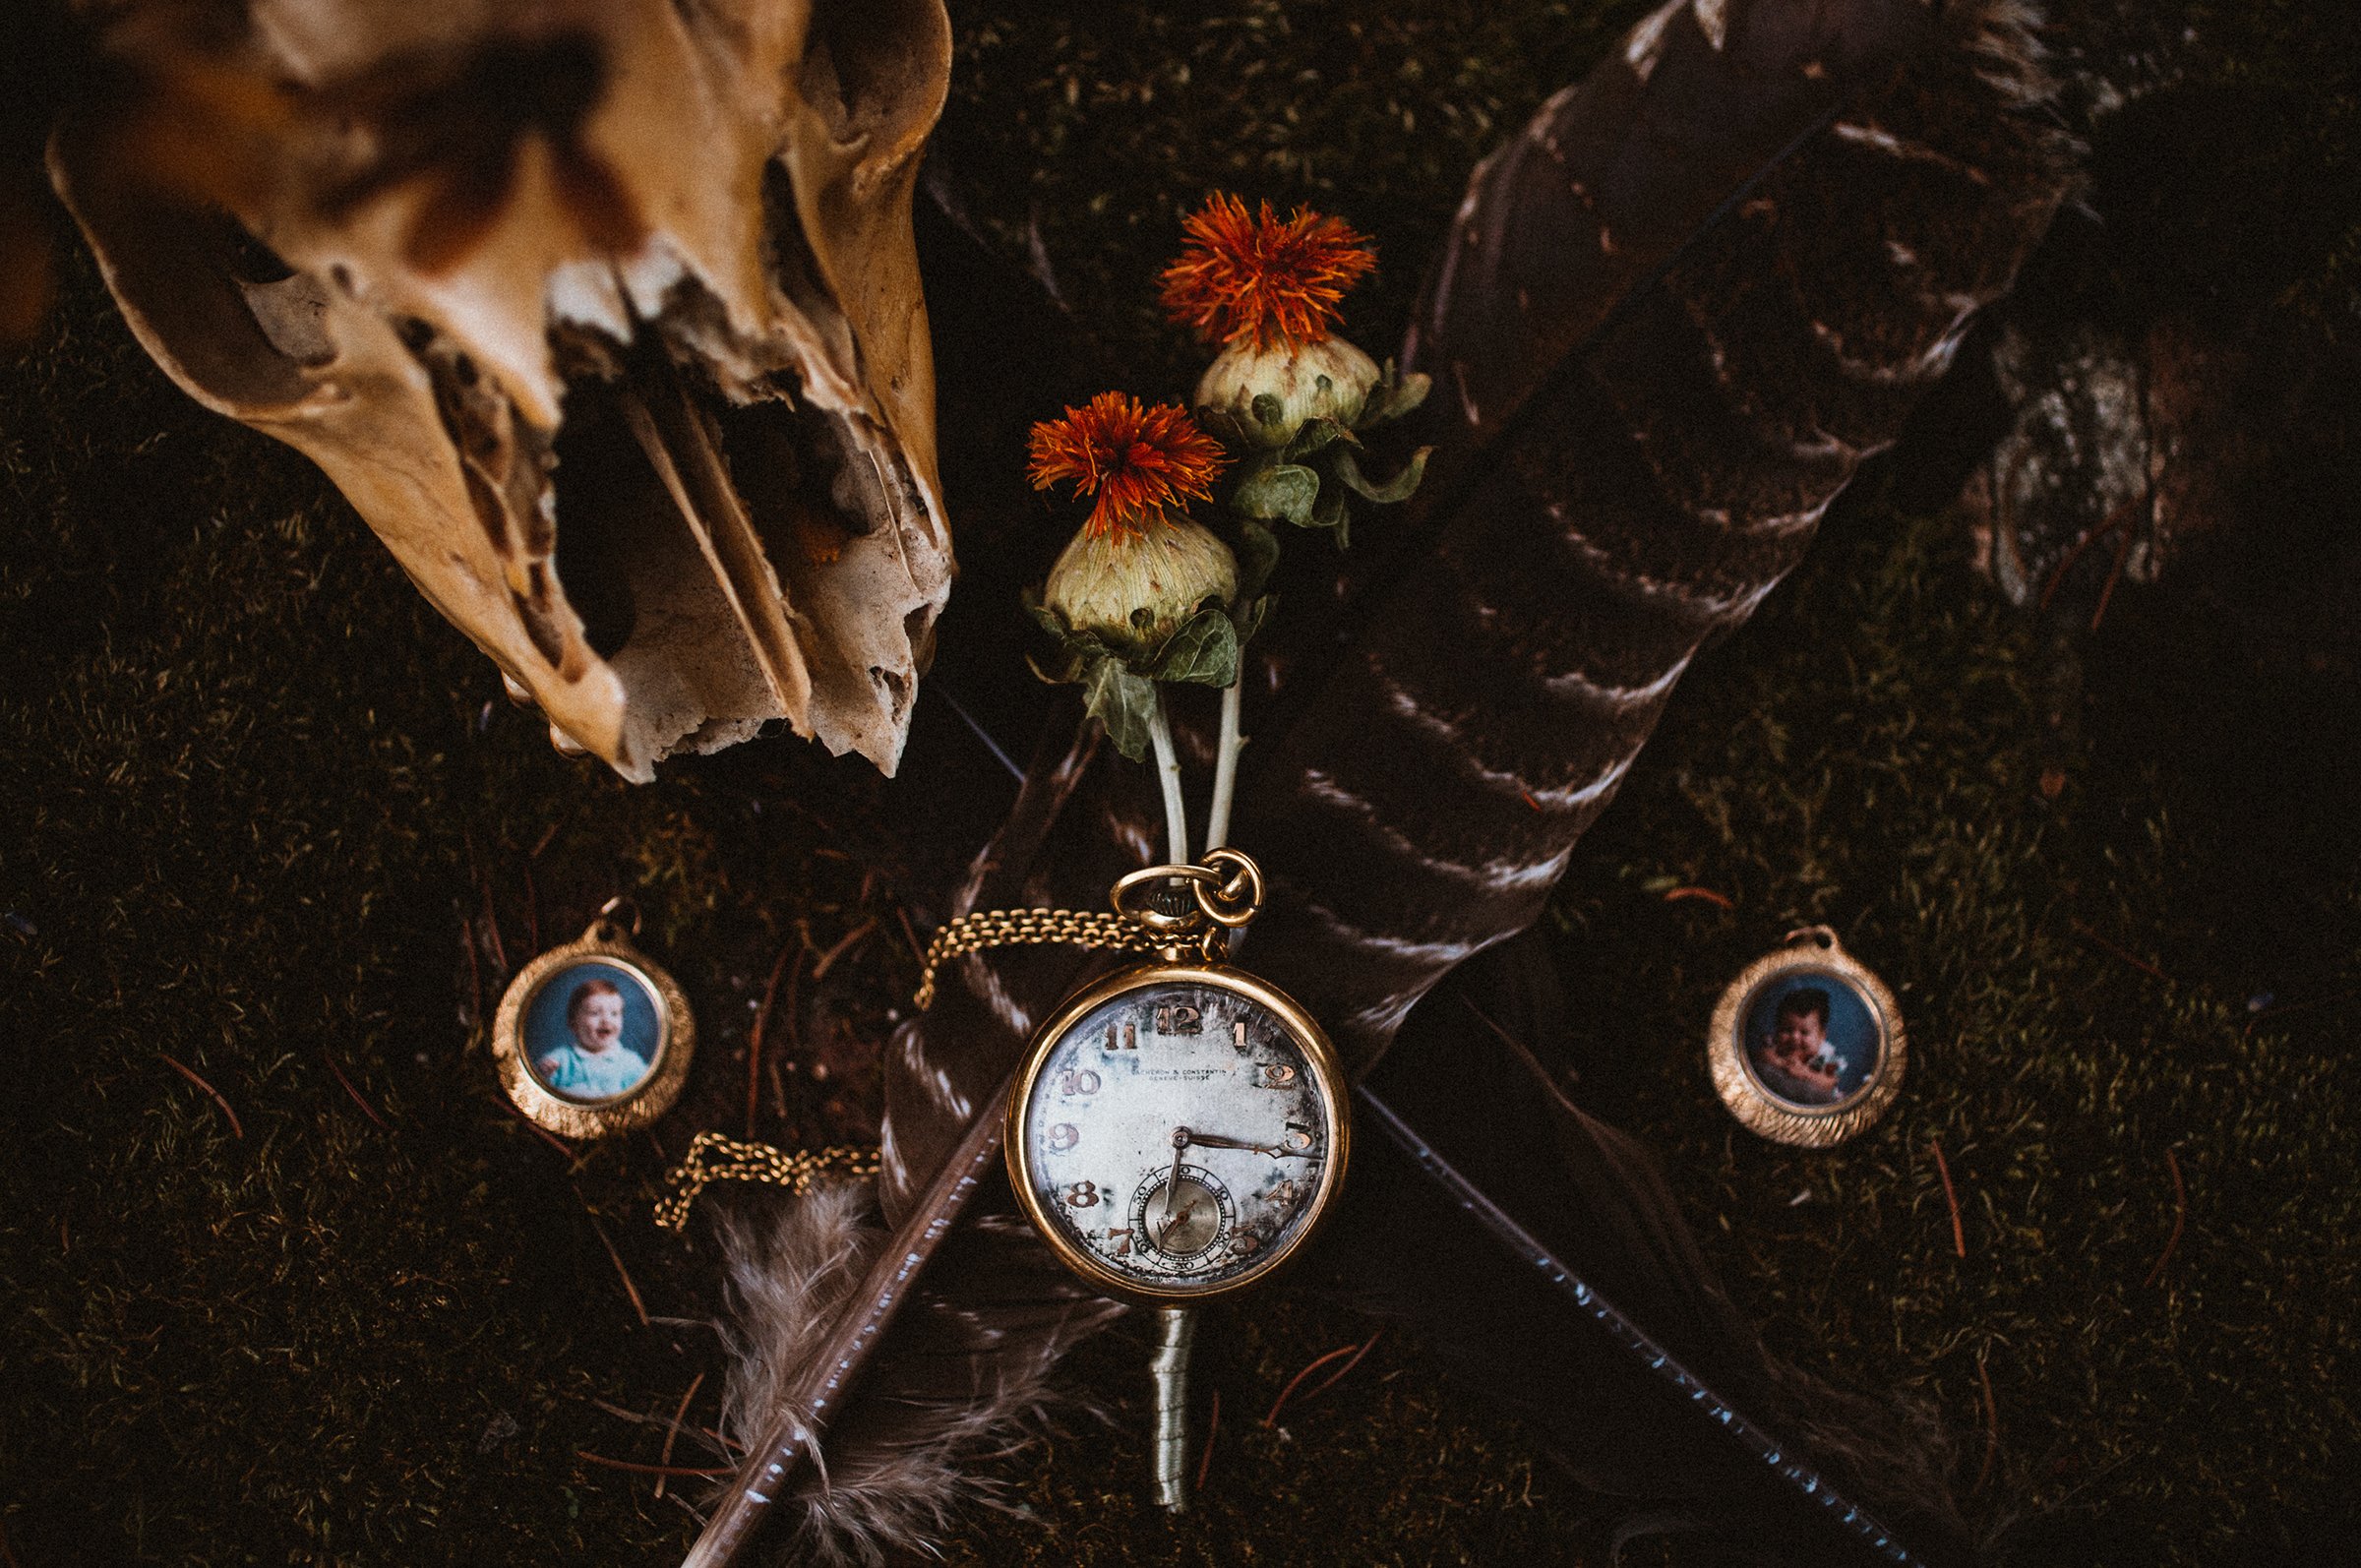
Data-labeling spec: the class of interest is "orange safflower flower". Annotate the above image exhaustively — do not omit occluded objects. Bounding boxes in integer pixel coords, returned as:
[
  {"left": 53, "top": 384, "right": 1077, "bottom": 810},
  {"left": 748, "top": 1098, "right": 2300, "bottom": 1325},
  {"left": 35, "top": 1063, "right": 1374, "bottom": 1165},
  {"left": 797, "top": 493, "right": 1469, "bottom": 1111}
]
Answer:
[
  {"left": 1027, "top": 392, "right": 1230, "bottom": 538},
  {"left": 1159, "top": 193, "right": 1377, "bottom": 352}
]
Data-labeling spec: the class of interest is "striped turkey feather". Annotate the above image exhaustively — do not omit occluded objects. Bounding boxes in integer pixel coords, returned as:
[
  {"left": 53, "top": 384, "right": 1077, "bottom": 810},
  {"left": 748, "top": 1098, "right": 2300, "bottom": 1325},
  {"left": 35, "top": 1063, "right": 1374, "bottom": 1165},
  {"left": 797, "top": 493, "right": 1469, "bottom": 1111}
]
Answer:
[{"left": 691, "top": 4, "right": 2071, "bottom": 1562}]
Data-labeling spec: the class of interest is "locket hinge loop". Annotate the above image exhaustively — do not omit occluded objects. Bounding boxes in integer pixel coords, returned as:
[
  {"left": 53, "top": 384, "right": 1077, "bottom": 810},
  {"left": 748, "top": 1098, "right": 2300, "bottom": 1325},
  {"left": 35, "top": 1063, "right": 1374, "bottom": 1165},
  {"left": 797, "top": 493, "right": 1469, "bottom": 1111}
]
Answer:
[{"left": 591, "top": 895, "right": 644, "bottom": 946}]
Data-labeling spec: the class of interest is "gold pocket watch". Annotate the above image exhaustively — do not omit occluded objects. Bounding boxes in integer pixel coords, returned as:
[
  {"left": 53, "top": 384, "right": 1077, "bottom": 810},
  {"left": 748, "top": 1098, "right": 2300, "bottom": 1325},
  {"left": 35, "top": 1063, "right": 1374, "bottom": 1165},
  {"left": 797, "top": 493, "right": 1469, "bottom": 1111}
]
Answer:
[{"left": 995, "top": 851, "right": 1352, "bottom": 1303}]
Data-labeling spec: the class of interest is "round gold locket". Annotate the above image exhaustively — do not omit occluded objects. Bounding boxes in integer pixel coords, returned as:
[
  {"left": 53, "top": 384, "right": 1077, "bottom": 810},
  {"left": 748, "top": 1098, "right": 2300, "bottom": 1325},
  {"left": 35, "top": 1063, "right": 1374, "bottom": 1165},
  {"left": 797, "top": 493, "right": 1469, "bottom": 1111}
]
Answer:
[
  {"left": 1709, "top": 926, "right": 1906, "bottom": 1148},
  {"left": 493, "top": 899, "right": 695, "bottom": 1139}
]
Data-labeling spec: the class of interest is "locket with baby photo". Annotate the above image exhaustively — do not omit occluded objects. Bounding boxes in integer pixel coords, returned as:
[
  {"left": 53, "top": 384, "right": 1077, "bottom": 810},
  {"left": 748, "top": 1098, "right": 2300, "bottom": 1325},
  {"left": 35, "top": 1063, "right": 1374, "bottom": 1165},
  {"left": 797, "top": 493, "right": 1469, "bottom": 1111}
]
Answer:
[
  {"left": 1709, "top": 925, "right": 1906, "bottom": 1148},
  {"left": 494, "top": 897, "right": 695, "bottom": 1138}
]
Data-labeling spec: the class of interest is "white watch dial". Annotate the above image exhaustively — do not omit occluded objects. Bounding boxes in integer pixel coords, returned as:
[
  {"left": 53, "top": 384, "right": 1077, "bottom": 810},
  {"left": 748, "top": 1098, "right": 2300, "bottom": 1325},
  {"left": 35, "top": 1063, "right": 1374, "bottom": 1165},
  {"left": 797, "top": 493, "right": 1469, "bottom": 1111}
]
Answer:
[{"left": 1017, "top": 974, "right": 1336, "bottom": 1295}]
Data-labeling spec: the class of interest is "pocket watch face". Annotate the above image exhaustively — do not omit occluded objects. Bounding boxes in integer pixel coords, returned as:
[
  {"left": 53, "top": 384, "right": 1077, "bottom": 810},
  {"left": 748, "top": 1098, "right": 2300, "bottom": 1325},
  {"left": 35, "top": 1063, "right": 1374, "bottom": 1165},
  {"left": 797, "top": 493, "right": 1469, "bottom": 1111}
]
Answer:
[{"left": 1009, "top": 966, "right": 1348, "bottom": 1302}]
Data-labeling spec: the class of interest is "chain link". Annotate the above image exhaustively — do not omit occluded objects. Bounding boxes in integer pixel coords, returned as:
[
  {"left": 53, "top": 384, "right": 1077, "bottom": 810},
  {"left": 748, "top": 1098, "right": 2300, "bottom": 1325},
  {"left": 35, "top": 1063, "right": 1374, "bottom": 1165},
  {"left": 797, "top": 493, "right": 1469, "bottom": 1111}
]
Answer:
[
  {"left": 653, "top": 1131, "right": 882, "bottom": 1231},
  {"left": 659, "top": 857, "right": 1265, "bottom": 1227},
  {"left": 911, "top": 908, "right": 1169, "bottom": 1010}
]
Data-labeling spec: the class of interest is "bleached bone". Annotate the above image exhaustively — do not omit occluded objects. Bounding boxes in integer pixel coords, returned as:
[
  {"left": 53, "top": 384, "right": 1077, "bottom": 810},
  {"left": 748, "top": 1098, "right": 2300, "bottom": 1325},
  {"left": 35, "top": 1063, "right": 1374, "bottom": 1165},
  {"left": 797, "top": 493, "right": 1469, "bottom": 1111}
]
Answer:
[{"left": 52, "top": 0, "right": 955, "bottom": 780}]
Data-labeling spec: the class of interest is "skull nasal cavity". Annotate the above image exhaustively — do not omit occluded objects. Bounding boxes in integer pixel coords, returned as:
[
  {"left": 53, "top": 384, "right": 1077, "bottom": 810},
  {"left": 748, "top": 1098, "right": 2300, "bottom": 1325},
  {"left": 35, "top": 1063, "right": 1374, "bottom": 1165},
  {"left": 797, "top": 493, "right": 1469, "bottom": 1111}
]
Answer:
[{"left": 460, "top": 33, "right": 608, "bottom": 141}]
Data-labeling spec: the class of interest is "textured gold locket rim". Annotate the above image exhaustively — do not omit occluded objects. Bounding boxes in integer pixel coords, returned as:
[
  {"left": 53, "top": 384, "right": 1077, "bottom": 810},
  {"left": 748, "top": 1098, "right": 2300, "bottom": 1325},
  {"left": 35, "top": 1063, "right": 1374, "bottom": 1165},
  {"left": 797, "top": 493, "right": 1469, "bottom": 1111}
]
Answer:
[
  {"left": 494, "top": 924, "right": 696, "bottom": 1140},
  {"left": 1006, "top": 960, "right": 1352, "bottom": 1306},
  {"left": 1708, "top": 928, "right": 1907, "bottom": 1149}
]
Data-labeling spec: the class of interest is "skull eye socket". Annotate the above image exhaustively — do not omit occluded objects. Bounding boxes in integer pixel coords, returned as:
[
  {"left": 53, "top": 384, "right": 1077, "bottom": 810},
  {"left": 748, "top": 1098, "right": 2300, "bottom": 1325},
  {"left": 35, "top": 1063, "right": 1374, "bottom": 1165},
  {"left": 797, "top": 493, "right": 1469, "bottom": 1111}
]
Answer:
[
  {"left": 800, "top": 0, "right": 950, "bottom": 167},
  {"left": 51, "top": 147, "right": 320, "bottom": 407},
  {"left": 213, "top": 211, "right": 297, "bottom": 286}
]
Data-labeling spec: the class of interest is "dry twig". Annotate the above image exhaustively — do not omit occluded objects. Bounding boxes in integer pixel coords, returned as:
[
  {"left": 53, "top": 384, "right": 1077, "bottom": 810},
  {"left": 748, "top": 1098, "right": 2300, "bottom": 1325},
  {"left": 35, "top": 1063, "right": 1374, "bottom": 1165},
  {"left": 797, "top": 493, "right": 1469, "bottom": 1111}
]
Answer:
[
  {"left": 477, "top": 871, "right": 510, "bottom": 977},
  {"left": 1262, "top": 1330, "right": 1381, "bottom": 1427},
  {"left": 811, "top": 916, "right": 878, "bottom": 982},
  {"left": 2037, "top": 490, "right": 2147, "bottom": 632},
  {"left": 654, "top": 1372, "right": 706, "bottom": 1499},
  {"left": 158, "top": 1053, "right": 243, "bottom": 1139},
  {"left": 1974, "top": 1350, "right": 2000, "bottom": 1494},
  {"left": 459, "top": 913, "right": 485, "bottom": 1039},
  {"left": 577, "top": 1451, "right": 732, "bottom": 1478},
  {"left": 1302, "top": 1329, "right": 1382, "bottom": 1403},
  {"left": 581, "top": 1202, "right": 650, "bottom": 1326},
  {"left": 499, "top": 1098, "right": 578, "bottom": 1162},
  {"left": 1662, "top": 885, "right": 1734, "bottom": 909},
  {"left": 1196, "top": 1388, "right": 1220, "bottom": 1493},
  {"left": 749, "top": 941, "right": 800, "bottom": 1139},
  {"left": 2144, "top": 1146, "right": 2187, "bottom": 1289},
  {"left": 587, "top": 1397, "right": 742, "bottom": 1455},
  {"left": 1932, "top": 1139, "right": 1967, "bottom": 1259},
  {"left": 2069, "top": 919, "right": 2173, "bottom": 985},
  {"left": 321, "top": 1046, "right": 388, "bottom": 1129}
]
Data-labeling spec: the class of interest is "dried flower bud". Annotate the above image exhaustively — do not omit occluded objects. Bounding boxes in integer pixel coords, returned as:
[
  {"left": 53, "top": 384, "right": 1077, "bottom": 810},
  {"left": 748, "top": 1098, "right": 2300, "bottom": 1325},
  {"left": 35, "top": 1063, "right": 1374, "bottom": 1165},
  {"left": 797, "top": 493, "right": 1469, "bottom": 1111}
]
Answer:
[
  {"left": 1044, "top": 511, "right": 1238, "bottom": 657},
  {"left": 1195, "top": 333, "right": 1382, "bottom": 449},
  {"left": 1160, "top": 194, "right": 1376, "bottom": 352},
  {"left": 1028, "top": 392, "right": 1229, "bottom": 539}
]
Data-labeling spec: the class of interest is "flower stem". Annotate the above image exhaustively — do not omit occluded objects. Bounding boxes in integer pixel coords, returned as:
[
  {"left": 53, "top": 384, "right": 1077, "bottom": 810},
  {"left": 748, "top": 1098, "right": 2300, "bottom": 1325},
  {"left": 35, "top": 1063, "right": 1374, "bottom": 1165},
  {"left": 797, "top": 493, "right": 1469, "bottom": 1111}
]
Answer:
[
  {"left": 1203, "top": 679, "right": 1243, "bottom": 852},
  {"left": 1147, "top": 691, "right": 1190, "bottom": 865}
]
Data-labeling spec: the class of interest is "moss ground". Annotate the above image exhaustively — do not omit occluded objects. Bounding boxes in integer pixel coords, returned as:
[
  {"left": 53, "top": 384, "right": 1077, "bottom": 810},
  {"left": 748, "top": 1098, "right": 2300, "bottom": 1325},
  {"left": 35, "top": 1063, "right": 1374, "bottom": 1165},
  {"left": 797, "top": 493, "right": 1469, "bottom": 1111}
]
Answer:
[{"left": 4, "top": 3, "right": 2357, "bottom": 1565}]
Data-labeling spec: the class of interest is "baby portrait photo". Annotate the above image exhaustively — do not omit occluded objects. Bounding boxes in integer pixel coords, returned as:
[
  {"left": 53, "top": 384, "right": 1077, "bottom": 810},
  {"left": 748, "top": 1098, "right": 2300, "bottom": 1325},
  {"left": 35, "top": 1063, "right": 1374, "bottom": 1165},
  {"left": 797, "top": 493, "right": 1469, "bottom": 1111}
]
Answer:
[
  {"left": 521, "top": 961, "right": 664, "bottom": 1104},
  {"left": 1741, "top": 973, "right": 1884, "bottom": 1111}
]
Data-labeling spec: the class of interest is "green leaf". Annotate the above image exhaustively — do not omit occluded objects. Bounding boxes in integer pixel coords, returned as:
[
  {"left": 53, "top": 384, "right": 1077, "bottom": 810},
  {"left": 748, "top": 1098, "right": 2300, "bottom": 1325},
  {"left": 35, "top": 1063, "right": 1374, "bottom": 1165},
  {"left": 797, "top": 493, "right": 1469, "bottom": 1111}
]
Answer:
[
  {"left": 1234, "top": 519, "right": 1281, "bottom": 604},
  {"left": 1311, "top": 478, "right": 1349, "bottom": 532},
  {"left": 1282, "top": 416, "right": 1355, "bottom": 461},
  {"left": 1231, "top": 592, "right": 1272, "bottom": 648},
  {"left": 1023, "top": 592, "right": 1068, "bottom": 643},
  {"left": 1334, "top": 444, "right": 1431, "bottom": 506},
  {"left": 1083, "top": 658, "right": 1158, "bottom": 760},
  {"left": 1233, "top": 462, "right": 1320, "bottom": 526},
  {"left": 1194, "top": 404, "right": 1252, "bottom": 450},
  {"left": 1359, "top": 363, "right": 1431, "bottom": 427},
  {"left": 1023, "top": 592, "right": 1120, "bottom": 684},
  {"left": 1146, "top": 606, "right": 1240, "bottom": 688}
]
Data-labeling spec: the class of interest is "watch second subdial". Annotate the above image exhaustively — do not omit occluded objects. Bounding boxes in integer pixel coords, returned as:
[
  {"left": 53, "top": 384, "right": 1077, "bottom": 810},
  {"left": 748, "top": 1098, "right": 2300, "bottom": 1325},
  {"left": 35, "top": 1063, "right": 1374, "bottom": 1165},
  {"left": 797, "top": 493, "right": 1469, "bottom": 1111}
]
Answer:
[{"left": 1132, "top": 1165, "right": 1232, "bottom": 1261}]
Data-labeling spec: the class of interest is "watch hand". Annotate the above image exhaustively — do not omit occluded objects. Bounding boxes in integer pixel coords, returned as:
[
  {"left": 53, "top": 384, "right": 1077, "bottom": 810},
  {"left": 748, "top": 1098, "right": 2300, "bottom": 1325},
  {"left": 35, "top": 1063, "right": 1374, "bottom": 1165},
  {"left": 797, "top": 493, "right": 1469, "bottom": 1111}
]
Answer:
[
  {"left": 1156, "top": 1197, "right": 1199, "bottom": 1249},
  {"left": 1184, "top": 1130, "right": 1309, "bottom": 1158},
  {"left": 1155, "top": 1129, "right": 1188, "bottom": 1251}
]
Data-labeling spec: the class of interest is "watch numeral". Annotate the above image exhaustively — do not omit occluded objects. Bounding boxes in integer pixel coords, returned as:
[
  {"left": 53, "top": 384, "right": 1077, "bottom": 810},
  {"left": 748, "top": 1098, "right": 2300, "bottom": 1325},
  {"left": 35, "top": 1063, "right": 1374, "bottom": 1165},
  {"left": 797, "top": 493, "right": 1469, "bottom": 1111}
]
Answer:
[
  {"left": 1258, "top": 1062, "right": 1298, "bottom": 1089},
  {"left": 1155, "top": 1003, "right": 1202, "bottom": 1036},
  {"left": 1105, "top": 1022, "right": 1136, "bottom": 1052},
  {"left": 1046, "top": 1122, "right": 1079, "bottom": 1153},
  {"left": 1062, "top": 1180, "right": 1099, "bottom": 1209},
  {"left": 1102, "top": 1227, "right": 1133, "bottom": 1257},
  {"left": 1284, "top": 1120, "right": 1315, "bottom": 1152},
  {"left": 1227, "top": 1232, "right": 1262, "bottom": 1257},
  {"left": 1058, "top": 1068, "right": 1102, "bottom": 1096},
  {"left": 1234, "top": 1020, "right": 1250, "bottom": 1053}
]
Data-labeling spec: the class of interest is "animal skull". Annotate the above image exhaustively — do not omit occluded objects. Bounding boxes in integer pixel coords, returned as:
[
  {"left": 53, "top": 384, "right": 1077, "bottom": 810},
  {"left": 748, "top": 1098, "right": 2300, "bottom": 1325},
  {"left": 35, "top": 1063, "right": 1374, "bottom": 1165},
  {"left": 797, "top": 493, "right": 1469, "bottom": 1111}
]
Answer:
[{"left": 51, "top": 0, "right": 955, "bottom": 780}]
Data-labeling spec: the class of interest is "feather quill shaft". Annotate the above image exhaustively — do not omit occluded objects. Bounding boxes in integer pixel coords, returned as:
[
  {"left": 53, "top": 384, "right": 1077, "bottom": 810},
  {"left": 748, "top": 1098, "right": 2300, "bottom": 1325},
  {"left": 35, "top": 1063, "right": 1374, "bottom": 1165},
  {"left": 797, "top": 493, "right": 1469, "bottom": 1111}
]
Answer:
[
  {"left": 727, "top": 2, "right": 2072, "bottom": 1557},
  {"left": 1355, "top": 1083, "right": 1921, "bottom": 1567},
  {"left": 683, "top": 1076, "right": 1011, "bottom": 1568}
]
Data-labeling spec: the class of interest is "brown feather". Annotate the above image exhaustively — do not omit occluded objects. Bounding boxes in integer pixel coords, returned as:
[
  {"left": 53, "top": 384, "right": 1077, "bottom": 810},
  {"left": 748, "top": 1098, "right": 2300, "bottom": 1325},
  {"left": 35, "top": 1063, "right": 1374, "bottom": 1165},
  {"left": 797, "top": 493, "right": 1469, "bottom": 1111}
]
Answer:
[
  {"left": 701, "top": 3, "right": 2074, "bottom": 1562},
  {"left": 707, "top": 1185, "right": 1121, "bottom": 1566}
]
